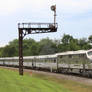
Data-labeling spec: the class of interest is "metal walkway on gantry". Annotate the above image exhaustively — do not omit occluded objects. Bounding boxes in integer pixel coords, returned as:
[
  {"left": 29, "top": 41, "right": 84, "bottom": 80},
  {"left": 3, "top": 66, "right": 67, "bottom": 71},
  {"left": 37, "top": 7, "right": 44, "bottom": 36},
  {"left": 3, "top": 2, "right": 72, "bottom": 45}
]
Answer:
[{"left": 18, "top": 23, "right": 58, "bottom": 35}]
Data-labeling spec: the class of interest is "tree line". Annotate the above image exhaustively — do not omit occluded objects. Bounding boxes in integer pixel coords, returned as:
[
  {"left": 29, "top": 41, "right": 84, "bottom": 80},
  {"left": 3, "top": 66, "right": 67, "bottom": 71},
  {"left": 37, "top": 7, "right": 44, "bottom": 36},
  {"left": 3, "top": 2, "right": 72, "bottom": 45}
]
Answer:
[{"left": 0, "top": 34, "right": 92, "bottom": 57}]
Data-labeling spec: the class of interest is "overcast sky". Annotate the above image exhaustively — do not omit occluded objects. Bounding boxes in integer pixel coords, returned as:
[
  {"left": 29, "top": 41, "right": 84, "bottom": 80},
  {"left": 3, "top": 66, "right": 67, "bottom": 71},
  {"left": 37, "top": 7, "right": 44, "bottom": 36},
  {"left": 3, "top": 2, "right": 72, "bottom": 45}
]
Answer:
[{"left": 0, "top": 0, "right": 92, "bottom": 47}]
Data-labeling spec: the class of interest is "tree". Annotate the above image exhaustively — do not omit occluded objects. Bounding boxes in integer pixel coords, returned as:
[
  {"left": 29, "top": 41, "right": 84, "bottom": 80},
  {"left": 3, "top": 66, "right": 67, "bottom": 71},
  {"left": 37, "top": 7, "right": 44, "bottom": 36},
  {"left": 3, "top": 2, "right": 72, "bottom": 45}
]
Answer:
[
  {"left": 38, "top": 38, "right": 57, "bottom": 55},
  {"left": 2, "top": 45, "right": 16, "bottom": 57},
  {"left": 88, "top": 35, "right": 92, "bottom": 44},
  {"left": 69, "top": 39, "right": 80, "bottom": 51},
  {"left": 9, "top": 39, "right": 19, "bottom": 56},
  {"left": 57, "top": 44, "right": 70, "bottom": 52},
  {"left": 23, "top": 38, "right": 38, "bottom": 56},
  {"left": 62, "top": 34, "right": 73, "bottom": 45},
  {"left": 58, "top": 34, "right": 79, "bottom": 52},
  {"left": 0, "top": 47, "right": 4, "bottom": 57},
  {"left": 78, "top": 38, "right": 91, "bottom": 50},
  {"left": 0, "top": 34, "right": 92, "bottom": 57}
]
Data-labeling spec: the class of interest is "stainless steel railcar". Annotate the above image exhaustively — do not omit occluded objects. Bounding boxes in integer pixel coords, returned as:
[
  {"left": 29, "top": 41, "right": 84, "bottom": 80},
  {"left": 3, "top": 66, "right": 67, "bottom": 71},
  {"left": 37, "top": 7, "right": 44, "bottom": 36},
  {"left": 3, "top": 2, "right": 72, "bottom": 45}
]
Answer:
[
  {"left": 0, "top": 49, "right": 92, "bottom": 76},
  {"left": 0, "top": 54, "right": 57, "bottom": 72},
  {"left": 57, "top": 50, "right": 92, "bottom": 75}
]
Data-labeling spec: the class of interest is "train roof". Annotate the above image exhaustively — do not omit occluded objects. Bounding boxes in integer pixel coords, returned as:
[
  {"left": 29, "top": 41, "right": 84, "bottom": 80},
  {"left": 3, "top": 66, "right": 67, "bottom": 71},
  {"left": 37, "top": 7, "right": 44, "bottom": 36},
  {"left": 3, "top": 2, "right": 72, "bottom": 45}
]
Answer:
[
  {"left": 24, "top": 54, "right": 57, "bottom": 59},
  {"left": 0, "top": 54, "right": 57, "bottom": 60},
  {"left": 56, "top": 50, "right": 87, "bottom": 56}
]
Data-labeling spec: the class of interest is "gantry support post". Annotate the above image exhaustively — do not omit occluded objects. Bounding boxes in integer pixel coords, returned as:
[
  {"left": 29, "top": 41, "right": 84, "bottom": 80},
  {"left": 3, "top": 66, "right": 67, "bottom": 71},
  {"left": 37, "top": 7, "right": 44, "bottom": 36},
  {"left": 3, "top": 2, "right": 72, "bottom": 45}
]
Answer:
[{"left": 19, "top": 29, "right": 23, "bottom": 75}]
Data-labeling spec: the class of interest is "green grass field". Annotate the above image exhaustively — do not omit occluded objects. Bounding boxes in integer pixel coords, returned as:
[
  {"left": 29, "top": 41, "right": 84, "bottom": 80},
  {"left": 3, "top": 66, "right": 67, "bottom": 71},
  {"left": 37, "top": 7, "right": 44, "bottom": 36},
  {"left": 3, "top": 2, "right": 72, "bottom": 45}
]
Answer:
[
  {"left": 0, "top": 68, "right": 92, "bottom": 92},
  {"left": 0, "top": 68, "right": 70, "bottom": 92}
]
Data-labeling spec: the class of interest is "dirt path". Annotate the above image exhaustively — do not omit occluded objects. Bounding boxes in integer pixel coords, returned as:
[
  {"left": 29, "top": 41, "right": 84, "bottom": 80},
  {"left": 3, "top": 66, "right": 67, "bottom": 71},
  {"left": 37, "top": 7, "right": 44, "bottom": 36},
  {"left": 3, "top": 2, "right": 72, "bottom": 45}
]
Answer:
[{"left": 0, "top": 66, "right": 92, "bottom": 86}]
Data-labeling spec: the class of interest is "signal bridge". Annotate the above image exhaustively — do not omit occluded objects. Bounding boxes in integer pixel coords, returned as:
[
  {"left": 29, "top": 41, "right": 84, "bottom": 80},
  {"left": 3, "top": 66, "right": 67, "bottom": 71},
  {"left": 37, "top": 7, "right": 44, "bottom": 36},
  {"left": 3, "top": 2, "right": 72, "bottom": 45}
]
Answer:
[
  {"left": 18, "top": 5, "right": 58, "bottom": 75},
  {"left": 18, "top": 23, "right": 58, "bottom": 37}
]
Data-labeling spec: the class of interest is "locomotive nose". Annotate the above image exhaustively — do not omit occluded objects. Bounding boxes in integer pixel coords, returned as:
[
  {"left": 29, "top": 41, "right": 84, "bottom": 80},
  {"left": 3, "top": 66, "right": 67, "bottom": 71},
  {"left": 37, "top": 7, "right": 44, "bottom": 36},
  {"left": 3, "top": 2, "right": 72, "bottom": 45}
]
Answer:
[{"left": 86, "top": 50, "right": 92, "bottom": 61}]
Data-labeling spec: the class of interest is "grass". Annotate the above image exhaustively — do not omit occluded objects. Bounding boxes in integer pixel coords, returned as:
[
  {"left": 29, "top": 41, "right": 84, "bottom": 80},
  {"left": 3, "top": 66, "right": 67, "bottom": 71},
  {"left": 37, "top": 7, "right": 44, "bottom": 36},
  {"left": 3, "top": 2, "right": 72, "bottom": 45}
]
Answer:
[
  {"left": 0, "top": 68, "right": 92, "bottom": 92},
  {"left": 34, "top": 73, "right": 92, "bottom": 92},
  {"left": 0, "top": 68, "right": 71, "bottom": 92}
]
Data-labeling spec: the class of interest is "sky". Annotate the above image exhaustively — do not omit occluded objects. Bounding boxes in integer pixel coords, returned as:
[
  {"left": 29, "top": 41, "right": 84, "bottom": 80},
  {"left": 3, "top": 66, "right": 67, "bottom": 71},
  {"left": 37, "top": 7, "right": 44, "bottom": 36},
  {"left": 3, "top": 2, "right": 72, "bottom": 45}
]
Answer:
[{"left": 0, "top": 0, "right": 92, "bottom": 47}]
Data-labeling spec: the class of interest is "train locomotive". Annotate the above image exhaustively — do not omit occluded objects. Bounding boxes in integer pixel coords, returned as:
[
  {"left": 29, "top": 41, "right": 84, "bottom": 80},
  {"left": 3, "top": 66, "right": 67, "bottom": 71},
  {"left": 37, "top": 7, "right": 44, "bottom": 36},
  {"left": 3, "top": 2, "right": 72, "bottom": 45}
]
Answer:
[{"left": 0, "top": 49, "right": 92, "bottom": 76}]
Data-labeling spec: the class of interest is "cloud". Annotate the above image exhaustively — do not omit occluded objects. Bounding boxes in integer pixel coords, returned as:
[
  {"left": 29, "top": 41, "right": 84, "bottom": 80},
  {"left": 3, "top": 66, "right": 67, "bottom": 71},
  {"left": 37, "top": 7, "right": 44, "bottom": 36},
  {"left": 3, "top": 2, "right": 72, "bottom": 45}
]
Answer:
[
  {"left": 0, "top": 0, "right": 20, "bottom": 15},
  {"left": 0, "top": 0, "right": 92, "bottom": 15},
  {"left": 57, "top": 0, "right": 92, "bottom": 14}
]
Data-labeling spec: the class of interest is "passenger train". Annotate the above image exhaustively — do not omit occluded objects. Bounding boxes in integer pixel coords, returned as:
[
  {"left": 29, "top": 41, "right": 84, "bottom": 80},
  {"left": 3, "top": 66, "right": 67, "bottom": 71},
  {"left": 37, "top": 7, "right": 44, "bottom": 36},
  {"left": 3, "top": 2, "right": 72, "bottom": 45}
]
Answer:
[{"left": 0, "top": 49, "right": 92, "bottom": 76}]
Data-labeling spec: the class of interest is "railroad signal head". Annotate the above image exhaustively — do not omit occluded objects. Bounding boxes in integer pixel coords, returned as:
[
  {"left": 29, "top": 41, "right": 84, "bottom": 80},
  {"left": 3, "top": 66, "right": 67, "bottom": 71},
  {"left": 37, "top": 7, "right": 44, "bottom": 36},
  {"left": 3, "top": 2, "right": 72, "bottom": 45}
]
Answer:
[{"left": 51, "top": 5, "right": 56, "bottom": 11}]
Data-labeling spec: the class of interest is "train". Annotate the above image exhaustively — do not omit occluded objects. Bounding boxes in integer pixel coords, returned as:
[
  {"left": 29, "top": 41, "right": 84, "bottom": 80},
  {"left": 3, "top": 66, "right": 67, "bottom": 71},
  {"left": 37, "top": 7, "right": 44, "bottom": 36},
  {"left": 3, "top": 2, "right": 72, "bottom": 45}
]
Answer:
[{"left": 0, "top": 49, "right": 92, "bottom": 77}]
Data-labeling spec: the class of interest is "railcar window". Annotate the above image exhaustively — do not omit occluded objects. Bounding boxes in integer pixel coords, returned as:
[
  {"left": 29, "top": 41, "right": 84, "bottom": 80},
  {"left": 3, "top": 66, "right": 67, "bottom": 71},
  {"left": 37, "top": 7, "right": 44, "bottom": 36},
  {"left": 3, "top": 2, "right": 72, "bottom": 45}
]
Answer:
[
  {"left": 54, "top": 59, "right": 56, "bottom": 63},
  {"left": 88, "top": 51, "right": 92, "bottom": 56},
  {"left": 79, "top": 54, "right": 85, "bottom": 57},
  {"left": 69, "top": 55, "right": 72, "bottom": 58},
  {"left": 59, "top": 56, "right": 63, "bottom": 58}
]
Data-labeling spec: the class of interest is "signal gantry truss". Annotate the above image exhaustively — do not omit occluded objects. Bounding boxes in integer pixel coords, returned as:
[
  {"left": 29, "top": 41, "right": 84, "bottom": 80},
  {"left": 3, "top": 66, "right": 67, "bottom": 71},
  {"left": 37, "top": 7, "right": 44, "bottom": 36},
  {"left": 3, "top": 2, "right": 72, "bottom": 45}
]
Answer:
[
  {"left": 18, "top": 23, "right": 58, "bottom": 37},
  {"left": 18, "top": 22, "right": 58, "bottom": 75},
  {"left": 18, "top": 5, "right": 58, "bottom": 75}
]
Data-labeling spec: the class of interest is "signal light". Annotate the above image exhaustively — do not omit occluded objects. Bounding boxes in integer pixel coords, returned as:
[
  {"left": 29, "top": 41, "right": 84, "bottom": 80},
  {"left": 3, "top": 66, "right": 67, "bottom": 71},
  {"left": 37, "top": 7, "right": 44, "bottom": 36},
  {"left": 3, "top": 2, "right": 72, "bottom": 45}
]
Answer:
[{"left": 51, "top": 5, "right": 56, "bottom": 11}]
